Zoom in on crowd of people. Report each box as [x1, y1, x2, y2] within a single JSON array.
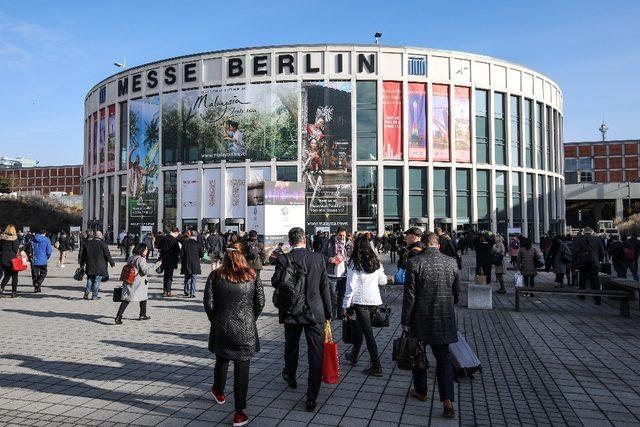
[[2, 219, 638, 425]]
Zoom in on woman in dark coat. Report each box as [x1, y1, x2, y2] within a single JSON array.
[[0, 224, 21, 297], [180, 230, 204, 298], [204, 242, 265, 427]]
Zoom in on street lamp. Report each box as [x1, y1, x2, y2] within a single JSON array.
[[374, 32, 382, 45]]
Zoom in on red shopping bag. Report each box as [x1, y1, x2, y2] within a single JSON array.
[[11, 256, 28, 272], [321, 321, 339, 384]]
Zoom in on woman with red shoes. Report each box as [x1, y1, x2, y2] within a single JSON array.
[[203, 242, 265, 426]]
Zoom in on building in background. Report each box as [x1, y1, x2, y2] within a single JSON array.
[[0, 165, 83, 196], [565, 139, 640, 229], [0, 157, 39, 169], [83, 44, 565, 241]]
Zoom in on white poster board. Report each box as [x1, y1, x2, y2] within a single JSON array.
[[69, 226, 81, 232], [181, 169, 200, 219], [225, 168, 246, 219], [203, 168, 221, 218]]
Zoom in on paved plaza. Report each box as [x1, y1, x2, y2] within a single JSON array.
[[1, 248, 639, 426]]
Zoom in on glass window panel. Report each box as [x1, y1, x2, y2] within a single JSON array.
[[433, 168, 450, 219], [383, 167, 402, 219], [276, 166, 297, 182], [510, 95, 521, 167], [357, 166, 378, 229], [475, 89, 489, 164], [357, 81, 377, 161], [409, 167, 427, 218]]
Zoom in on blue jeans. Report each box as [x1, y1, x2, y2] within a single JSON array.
[[327, 276, 346, 318], [184, 274, 196, 296], [86, 275, 103, 299], [413, 344, 455, 402]]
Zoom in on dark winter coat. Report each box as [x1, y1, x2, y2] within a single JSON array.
[[245, 238, 266, 271], [402, 247, 459, 346], [206, 233, 225, 260], [180, 238, 204, 275], [159, 234, 181, 269], [57, 236, 70, 252], [320, 236, 351, 276], [397, 242, 425, 269], [271, 247, 332, 325], [571, 234, 605, 269], [0, 234, 20, 267], [203, 273, 265, 361], [79, 237, 115, 276]]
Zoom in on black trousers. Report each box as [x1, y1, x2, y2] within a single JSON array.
[[214, 358, 250, 411], [31, 265, 48, 289], [413, 344, 455, 402], [284, 323, 324, 403], [116, 300, 147, 318], [480, 264, 492, 284], [524, 275, 535, 287], [579, 266, 601, 303], [1, 265, 18, 292], [351, 305, 379, 361], [163, 268, 174, 293]]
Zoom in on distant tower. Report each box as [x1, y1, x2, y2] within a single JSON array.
[[599, 121, 608, 142]]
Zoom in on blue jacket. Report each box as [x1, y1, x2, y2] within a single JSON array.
[[32, 234, 53, 266]]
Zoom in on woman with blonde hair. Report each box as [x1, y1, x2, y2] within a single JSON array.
[[1, 225, 21, 297], [204, 242, 265, 427]]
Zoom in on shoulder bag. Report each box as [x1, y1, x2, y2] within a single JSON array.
[[370, 282, 391, 328]]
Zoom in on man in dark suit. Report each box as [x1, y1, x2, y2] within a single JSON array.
[[271, 227, 332, 412], [320, 227, 349, 318], [180, 230, 204, 298], [402, 232, 459, 419], [79, 230, 115, 300], [571, 227, 605, 304], [159, 227, 181, 297]]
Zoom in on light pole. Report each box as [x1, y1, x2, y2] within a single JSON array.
[[114, 57, 126, 69]]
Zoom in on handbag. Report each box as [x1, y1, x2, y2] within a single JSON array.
[[370, 284, 391, 328], [514, 271, 524, 288], [342, 317, 362, 345], [321, 321, 339, 384], [73, 267, 85, 281], [491, 252, 504, 266], [394, 267, 406, 285], [112, 286, 123, 302], [474, 274, 487, 285], [11, 256, 28, 272], [393, 332, 428, 371]]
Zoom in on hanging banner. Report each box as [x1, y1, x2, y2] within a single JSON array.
[[301, 81, 352, 234], [87, 116, 92, 175], [383, 81, 402, 160], [250, 167, 271, 183], [432, 84, 450, 162], [107, 104, 116, 172], [181, 169, 200, 219], [92, 112, 98, 175], [408, 83, 427, 160], [128, 96, 160, 232], [225, 168, 246, 219], [99, 109, 106, 173], [162, 82, 299, 163], [455, 86, 471, 163], [203, 168, 221, 219]]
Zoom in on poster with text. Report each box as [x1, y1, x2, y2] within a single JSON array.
[[181, 169, 200, 219], [128, 96, 160, 232], [92, 112, 98, 174], [162, 82, 298, 163], [107, 104, 116, 172], [301, 81, 352, 233], [225, 168, 246, 219], [98, 109, 106, 173], [432, 84, 450, 162], [383, 81, 402, 160], [87, 116, 92, 175], [203, 168, 221, 219], [408, 83, 427, 160], [455, 86, 471, 163]]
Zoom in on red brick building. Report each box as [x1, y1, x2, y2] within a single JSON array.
[[564, 139, 640, 184], [0, 165, 83, 195]]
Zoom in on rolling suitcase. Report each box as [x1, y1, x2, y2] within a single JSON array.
[[448, 331, 481, 379]]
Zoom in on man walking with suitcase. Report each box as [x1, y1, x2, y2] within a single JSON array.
[[402, 232, 459, 419]]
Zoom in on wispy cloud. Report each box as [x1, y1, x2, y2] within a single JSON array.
[[0, 11, 81, 68]]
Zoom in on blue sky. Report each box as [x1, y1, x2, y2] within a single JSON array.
[[0, 0, 638, 166]]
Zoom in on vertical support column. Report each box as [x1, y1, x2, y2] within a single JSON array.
[[197, 161, 204, 230], [176, 163, 182, 230], [402, 80, 410, 231], [157, 170, 164, 232], [470, 87, 478, 229], [220, 161, 228, 233], [376, 78, 384, 235]]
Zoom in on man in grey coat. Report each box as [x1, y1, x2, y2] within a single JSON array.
[[402, 232, 459, 419]]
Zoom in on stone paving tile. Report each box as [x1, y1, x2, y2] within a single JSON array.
[[0, 250, 639, 425]]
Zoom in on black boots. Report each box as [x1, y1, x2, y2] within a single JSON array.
[[363, 359, 383, 377], [346, 350, 358, 366]]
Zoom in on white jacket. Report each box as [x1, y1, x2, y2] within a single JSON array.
[[342, 265, 386, 308]]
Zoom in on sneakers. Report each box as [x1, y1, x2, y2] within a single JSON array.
[[409, 388, 428, 402], [211, 386, 226, 405], [232, 411, 249, 426], [138, 315, 151, 321]]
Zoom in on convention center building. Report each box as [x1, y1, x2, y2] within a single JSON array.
[[83, 44, 565, 241]]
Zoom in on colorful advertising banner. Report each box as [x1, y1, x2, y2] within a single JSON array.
[[87, 116, 92, 175], [301, 81, 352, 233], [455, 86, 471, 163], [162, 82, 298, 163], [128, 96, 160, 232], [432, 84, 450, 162], [383, 81, 402, 160], [98, 109, 106, 173], [408, 83, 427, 161], [225, 167, 246, 219], [107, 104, 116, 172], [203, 168, 221, 219], [180, 169, 200, 219], [92, 112, 98, 175]]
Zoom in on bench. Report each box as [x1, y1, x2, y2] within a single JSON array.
[[515, 286, 631, 318], [600, 274, 640, 310]]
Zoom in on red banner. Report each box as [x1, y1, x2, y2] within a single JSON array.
[[99, 108, 106, 173], [408, 83, 427, 160], [455, 87, 471, 163], [431, 84, 450, 162], [87, 116, 92, 175], [107, 104, 116, 172], [383, 81, 402, 160], [92, 112, 98, 175]]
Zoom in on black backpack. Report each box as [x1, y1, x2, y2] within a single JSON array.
[[246, 241, 261, 261], [272, 253, 307, 317]]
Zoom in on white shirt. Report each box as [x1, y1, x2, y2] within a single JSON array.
[[342, 265, 386, 308]]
